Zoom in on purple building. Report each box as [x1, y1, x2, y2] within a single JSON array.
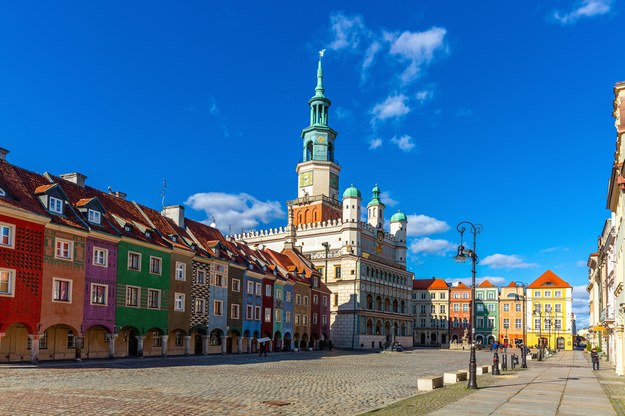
[[82, 237, 118, 358]]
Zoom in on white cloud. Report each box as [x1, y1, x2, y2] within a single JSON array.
[[185, 192, 285, 234], [390, 135, 415, 152], [409, 237, 455, 256], [481, 254, 539, 269], [576, 260, 587, 267], [388, 27, 447, 84], [415, 89, 433, 103], [572, 285, 590, 327], [328, 12, 368, 51], [335, 106, 352, 120], [379, 191, 398, 207], [369, 137, 383, 150], [406, 214, 449, 236], [553, 0, 612, 24], [541, 247, 561, 253], [372, 94, 411, 121], [361, 41, 382, 80]]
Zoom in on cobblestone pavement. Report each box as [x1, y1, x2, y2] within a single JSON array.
[[589, 354, 625, 415], [0, 349, 494, 416]]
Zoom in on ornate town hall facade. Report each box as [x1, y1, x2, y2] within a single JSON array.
[[234, 56, 414, 349]]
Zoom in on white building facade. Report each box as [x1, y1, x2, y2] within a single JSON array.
[[233, 57, 413, 349]]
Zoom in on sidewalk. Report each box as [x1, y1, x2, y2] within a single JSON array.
[[427, 350, 616, 415]]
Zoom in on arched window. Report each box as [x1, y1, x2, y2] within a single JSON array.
[[393, 299, 399, 313], [384, 297, 391, 312], [210, 330, 222, 346], [401, 300, 406, 314], [366, 294, 373, 309], [306, 141, 313, 161], [328, 142, 334, 162], [376, 296, 382, 311], [366, 319, 373, 335]]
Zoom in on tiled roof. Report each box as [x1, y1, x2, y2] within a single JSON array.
[[34, 184, 56, 194], [527, 270, 572, 289], [412, 278, 450, 290], [451, 283, 469, 289], [0, 161, 49, 217], [478, 280, 496, 288]]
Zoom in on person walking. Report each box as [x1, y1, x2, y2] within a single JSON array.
[[259, 342, 267, 357], [591, 348, 600, 370]]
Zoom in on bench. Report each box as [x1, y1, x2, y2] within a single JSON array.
[[460, 366, 489, 375], [417, 375, 444, 391], [443, 371, 468, 384]]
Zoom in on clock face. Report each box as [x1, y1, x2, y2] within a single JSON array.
[[299, 172, 313, 187], [317, 136, 325, 143]]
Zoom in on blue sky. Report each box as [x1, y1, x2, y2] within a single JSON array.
[[1, 1, 622, 327]]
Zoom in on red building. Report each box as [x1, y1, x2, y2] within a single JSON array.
[[0, 156, 48, 362], [449, 283, 472, 345]]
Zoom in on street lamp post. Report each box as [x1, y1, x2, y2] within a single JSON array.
[[514, 281, 527, 368], [453, 221, 483, 389], [533, 303, 543, 361], [321, 242, 329, 285]]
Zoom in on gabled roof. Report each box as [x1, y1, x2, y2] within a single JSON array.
[[412, 277, 448, 290], [478, 280, 496, 288], [0, 161, 50, 217], [451, 283, 469, 289], [506, 281, 516, 287], [527, 270, 572, 289]]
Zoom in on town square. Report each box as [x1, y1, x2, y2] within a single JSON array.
[[1, 1, 625, 415]]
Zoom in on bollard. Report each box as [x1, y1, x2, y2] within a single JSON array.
[[501, 353, 507, 371], [492, 350, 501, 375]]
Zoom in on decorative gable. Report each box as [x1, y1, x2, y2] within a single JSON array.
[[34, 183, 67, 215]]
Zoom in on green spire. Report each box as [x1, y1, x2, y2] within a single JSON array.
[[315, 55, 325, 98], [367, 184, 386, 207]]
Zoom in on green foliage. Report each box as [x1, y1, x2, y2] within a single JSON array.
[[586, 343, 592, 352]]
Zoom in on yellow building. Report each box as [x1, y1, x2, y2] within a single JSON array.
[[526, 270, 574, 351]]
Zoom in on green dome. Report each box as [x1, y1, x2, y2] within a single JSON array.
[[367, 183, 385, 208], [343, 184, 361, 199], [390, 210, 407, 222]]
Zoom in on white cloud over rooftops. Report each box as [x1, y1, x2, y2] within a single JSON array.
[[409, 237, 455, 256], [185, 192, 285, 235], [406, 214, 449, 236], [481, 254, 539, 269]]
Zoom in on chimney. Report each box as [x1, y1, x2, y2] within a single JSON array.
[[0, 147, 9, 161], [112, 191, 127, 199], [162, 205, 185, 228], [60, 172, 87, 188]]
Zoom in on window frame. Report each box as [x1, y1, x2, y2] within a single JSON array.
[[0, 223, 15, 248], [232, 278, 241, 292], [247, 281, 254, 294], [88, 209, 101, 225], [175, 262, 186, 281], [0, 268, 16, 297], [147, 289, 161, 310], [174, 292, 185, 312], [125, 285, 140, 307], [128, 251, 142, 271], [149, 256, 162, 275], [55, 238, 73, 260], [195, 298, 206, 314], [93, 247, 108, 267], [214, 300, 223, 316], [49, 196, 63, 214], [90, 283, 108, 306], [231, 303, 240, 319], [52, 278, 72, 303], [197, 269, 206, 285]]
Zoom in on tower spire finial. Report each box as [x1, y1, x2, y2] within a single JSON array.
[[315, 49, 326, 97]]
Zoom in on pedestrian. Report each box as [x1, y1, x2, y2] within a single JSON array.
[[328, 340, 333, 351], [591, 348, 600, 370], [259, 342, 267, 357]]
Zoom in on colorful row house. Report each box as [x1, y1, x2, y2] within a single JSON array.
[[0, 149, 330, 362], [412, 270, 575, 350]]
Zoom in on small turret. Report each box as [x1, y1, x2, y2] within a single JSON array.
[[390, 210, 408, 266], [342, 184, 361, 223], [367, 184, 385, 228]]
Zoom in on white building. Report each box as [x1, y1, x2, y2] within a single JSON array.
[[233, 56, 413, 349]]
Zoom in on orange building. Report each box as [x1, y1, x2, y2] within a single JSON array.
[[499, 282, 526, 347], [449, 283, 472, 345]]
